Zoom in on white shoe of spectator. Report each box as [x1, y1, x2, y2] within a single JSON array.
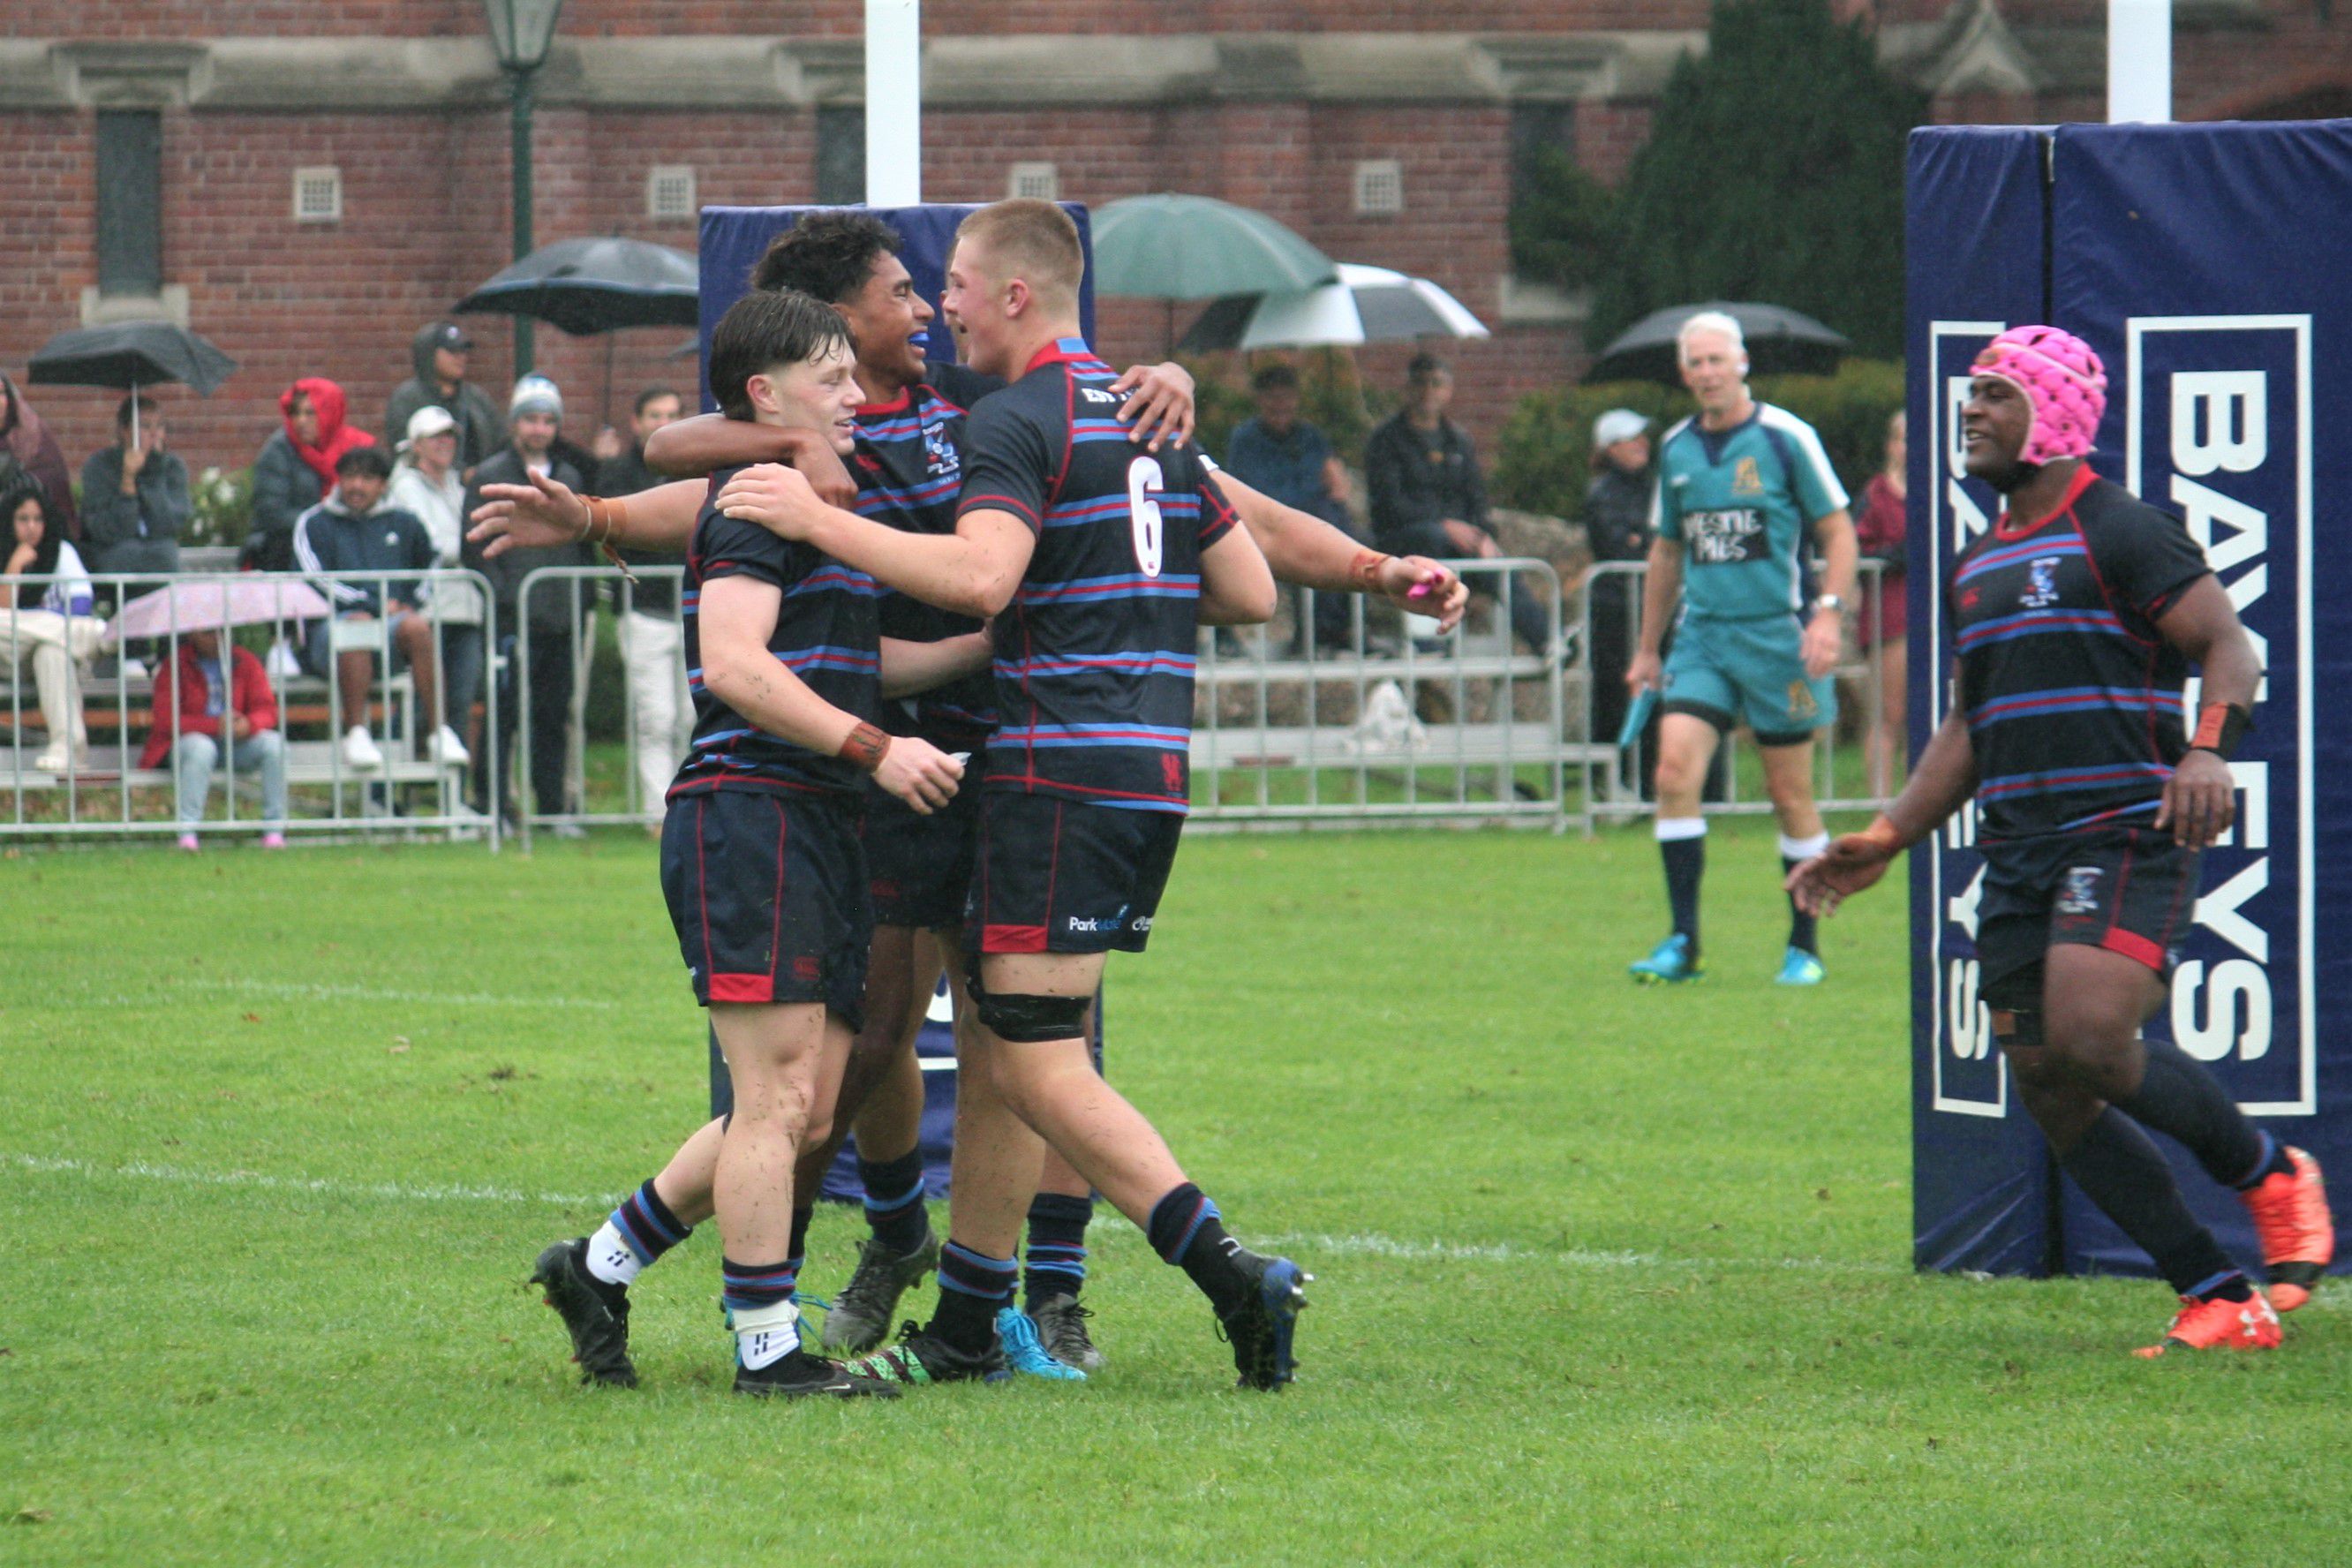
[[34, 744, 72, 773], [342, 725, 385, 770], [267, 638, 304, 682], [429, 725, 471, 767]]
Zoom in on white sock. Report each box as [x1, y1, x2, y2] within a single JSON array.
[[733, 1299, 799, 1370], [584, 1219, 642, 1287], [1655, 816, 1707, 842], [1779, 832, 1829, 861]]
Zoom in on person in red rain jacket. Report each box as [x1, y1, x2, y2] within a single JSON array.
[[143, 627, 288, 850]]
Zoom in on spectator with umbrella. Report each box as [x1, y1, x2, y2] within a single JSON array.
[[387, 323, 504, 479], [79, 396, 190, 577], [144, 622, 289, 853], [246, 377, 374, 574], [1, 482, 96, 773], [0, 373, 77, 541]]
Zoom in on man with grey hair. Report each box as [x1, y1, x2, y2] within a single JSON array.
[[1625, 311, 1858, 986]]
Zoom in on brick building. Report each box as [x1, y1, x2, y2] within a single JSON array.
[[2, 1, 2345, 490]]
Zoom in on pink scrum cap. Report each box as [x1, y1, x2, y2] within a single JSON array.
[[1971, 326, 2107, 465]]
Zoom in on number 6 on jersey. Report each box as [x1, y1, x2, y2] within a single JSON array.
[[1127, 455, 1165, 577]]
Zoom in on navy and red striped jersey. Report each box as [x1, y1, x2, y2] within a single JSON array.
[[853, 359, 1003, 753], [1949, 466, 2213, 841], [671, 463, 884, 802], [958, 336, 1240, 815]]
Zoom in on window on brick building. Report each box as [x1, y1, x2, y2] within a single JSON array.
[[1509, 103, 1576, 210], [1352, 160, 1403, 217], [292, 166, 343, 224], [95, 110, 163, 298], [816, 108, 864, 205], [647, 164, 697, 222], [1008, 162, 1059, 201]]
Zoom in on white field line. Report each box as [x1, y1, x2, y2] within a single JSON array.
[[67, 977, 623, 1011], [4, 1154, 1905, 1278]]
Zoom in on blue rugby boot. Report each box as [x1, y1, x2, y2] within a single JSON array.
[[1629, 932, 1703, 984]]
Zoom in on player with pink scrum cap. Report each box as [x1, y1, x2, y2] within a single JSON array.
[[1790, 325, 2333, 1356]]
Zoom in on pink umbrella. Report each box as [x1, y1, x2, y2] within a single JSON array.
[[112, 577, 333, 641]]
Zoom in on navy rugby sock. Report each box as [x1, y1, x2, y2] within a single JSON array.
[[585, 1180, 690, 1289], [1657, 823, 1705, 954], [2115, 1038, 2275, 1193], [721, 1255, 801, 1368], [928, 1240, 1017, 1355], [1023, 1192, 1094, 1310], [1147, 1183, 1253, 1317], [2059, 1109, 2249, 1300], [858, 1146, 932, 1256], [1781, 833, 1828, 956]]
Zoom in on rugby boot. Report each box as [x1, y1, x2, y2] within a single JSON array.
[[530, 1238, 637, 1388], [1629, 932, 1703, 984], [2241, 1145, 2334, 1311], [734, 1346, 901, 1399], [1775, 946, 1826, 986], [1030, 1293, 1106, 1373], [846, 1322, 1011, 1386], [1218, 1253, 1309, 1391], [995, 1307, 1086, 1381], [2131, 1289, 2281, 1358], [821, 1230, 940, 1355]]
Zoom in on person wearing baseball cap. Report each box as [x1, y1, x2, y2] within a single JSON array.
[[1583, 407, 1654, 776], [387, 321, 503, 479], [389, 404, 487, 758]]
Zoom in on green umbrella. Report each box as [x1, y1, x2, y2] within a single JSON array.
[[1093, 193, 1338, 297], [1092, 193, 1339, 354]]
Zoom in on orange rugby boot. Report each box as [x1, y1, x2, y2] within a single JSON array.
[[2240, 1145, 2334, 1312], [2131, 1289, 2281, 1359]]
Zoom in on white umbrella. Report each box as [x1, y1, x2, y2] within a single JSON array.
[[1179, 263, 1491, 353]]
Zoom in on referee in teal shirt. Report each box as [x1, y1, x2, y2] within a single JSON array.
[[1625, 312, 1858, 987]]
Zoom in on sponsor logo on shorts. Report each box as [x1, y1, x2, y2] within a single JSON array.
[[1067, 904, 1149, 936], [2056, 865, 2103, 916], [792, 956, 822, 983]]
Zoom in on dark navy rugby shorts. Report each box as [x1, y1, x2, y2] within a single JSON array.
[[969, 790, 1183, 956]]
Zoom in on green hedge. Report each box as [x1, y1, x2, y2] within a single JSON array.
[[1492, 357, 1903, 522]]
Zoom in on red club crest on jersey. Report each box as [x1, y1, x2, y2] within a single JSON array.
[[1161, 753, 1184, 793]]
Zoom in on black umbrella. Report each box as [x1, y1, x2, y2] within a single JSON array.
[[26, 321, 238, 441], [455, 237, 701, 428], [453, 237, 700, 335], [1586, 301, 1849, 385]]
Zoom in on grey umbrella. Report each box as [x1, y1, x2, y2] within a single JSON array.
[[1587, 301, 1849, 385], [26, 321, 239, 443]]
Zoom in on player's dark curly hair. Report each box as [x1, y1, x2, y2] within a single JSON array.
[[707, 288, 857, 421], [750, 212, 904, 305]]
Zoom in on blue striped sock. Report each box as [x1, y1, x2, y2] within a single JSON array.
[[859, 1147, 931, 1255], [1024, 1192, 1093, 1309], [929, 1239, 1016, 1354], [586, 1180, 691, 1287]]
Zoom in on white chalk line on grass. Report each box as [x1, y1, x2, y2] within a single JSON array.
[[71, 977, 623, 1011], [6, 1153, 1903, 1278]]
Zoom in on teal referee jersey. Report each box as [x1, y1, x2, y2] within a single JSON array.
[[1651, 403, 1847, 621]]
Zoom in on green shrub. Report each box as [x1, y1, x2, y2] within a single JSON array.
[[188, 464, 253, 548], [1492, 357, 1903, 522]]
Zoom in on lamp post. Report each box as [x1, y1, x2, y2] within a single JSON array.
[[484, 0, 566, 376]]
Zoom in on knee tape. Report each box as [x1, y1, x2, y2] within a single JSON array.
[[975, 991, 1090, 1044], [1990, 1007, 2045, 1052]]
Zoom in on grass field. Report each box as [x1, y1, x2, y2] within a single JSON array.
[[4, 818, 2346, 1566]]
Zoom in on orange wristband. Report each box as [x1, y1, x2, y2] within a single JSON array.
[[2190, 701, 2250, 758], [1348, 548, 1391, 592], [837, 721, 891, 773]]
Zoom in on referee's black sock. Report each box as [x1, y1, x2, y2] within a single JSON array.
[[2115, 1037, 2281, 1192], [1657, 818, 1705, 955], [1781, 833, 1828, 955], [2059, 1108, 2249, 1300]]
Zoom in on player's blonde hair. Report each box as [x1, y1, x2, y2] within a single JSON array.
[[954, 199, 1083, 309], [1677, 309, 1746, 366]]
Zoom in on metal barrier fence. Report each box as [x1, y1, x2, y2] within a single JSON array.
[[0, 569, 498, 843], [513, 564, 690, 848], [1576, 557, 1899, 833], [1189, 556, 1579, 831]]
